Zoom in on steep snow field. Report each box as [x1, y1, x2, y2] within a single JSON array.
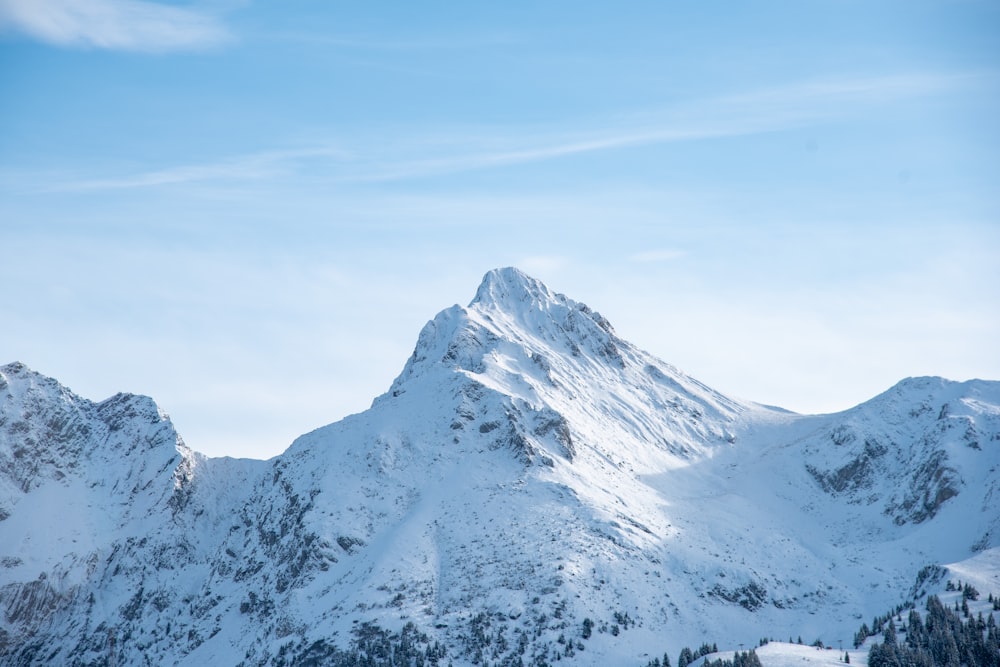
[[1, 268, 998, 666]]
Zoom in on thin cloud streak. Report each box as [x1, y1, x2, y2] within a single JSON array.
[[264, 29, 519, 52], [38, 71, 982, 192], [339, 71, 980, 183], [0, 0, 231, 52], [340, 119, 783, 184], [43, 146, 349, 193]]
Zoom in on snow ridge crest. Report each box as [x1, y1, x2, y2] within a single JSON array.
[[469, 267, 557, 311], [379, 268, 626, 403], [469, 267, 617, 341]]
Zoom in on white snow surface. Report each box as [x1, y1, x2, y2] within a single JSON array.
[[1, 267, 998, 666]]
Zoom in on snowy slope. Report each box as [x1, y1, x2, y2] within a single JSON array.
[[1, 268, 998, 667], [0, 361, 268, 664]]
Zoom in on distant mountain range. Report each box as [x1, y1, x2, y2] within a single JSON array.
[[2, 267, 998, 666]]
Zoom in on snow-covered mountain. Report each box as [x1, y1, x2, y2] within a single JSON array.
[[2, 267, 998, 666]]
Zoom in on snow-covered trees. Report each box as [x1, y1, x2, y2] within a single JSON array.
[[866, 594, 1000, 667]]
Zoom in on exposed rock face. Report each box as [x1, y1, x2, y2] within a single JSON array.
[[802, 376, 995, 526], [0, 360, 209, 665], [1, 269, 998, 666]]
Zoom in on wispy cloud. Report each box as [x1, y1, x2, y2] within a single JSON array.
[[0, 0, 231, 52], [337, 71, 979, 184], [35, 70, 984, 193], [265, 29, 519, 52], [44, 146, 348, 192]]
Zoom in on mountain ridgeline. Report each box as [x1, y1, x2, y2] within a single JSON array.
[[2, 267, 998, 666]]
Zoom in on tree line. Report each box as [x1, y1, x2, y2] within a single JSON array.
[[866, 594, 1000, 667]]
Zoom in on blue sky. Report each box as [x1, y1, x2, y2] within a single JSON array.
[[1, 0, 998, 459]]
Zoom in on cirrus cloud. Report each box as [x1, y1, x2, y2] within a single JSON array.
[[0, 0, 231, 52]]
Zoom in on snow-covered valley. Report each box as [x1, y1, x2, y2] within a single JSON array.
[[2, 267, 998, 666]]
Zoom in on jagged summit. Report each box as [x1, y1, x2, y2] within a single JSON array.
[[469, 266, 616, 335], [383, 267, 620, 395], [0, 360, 176, 444], [392, 267, 621, 385], [470, 267, 563, 310]]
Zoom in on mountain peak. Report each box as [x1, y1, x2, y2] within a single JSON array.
[[469, 267, 559, 311], [379, 268, 628, 404]]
